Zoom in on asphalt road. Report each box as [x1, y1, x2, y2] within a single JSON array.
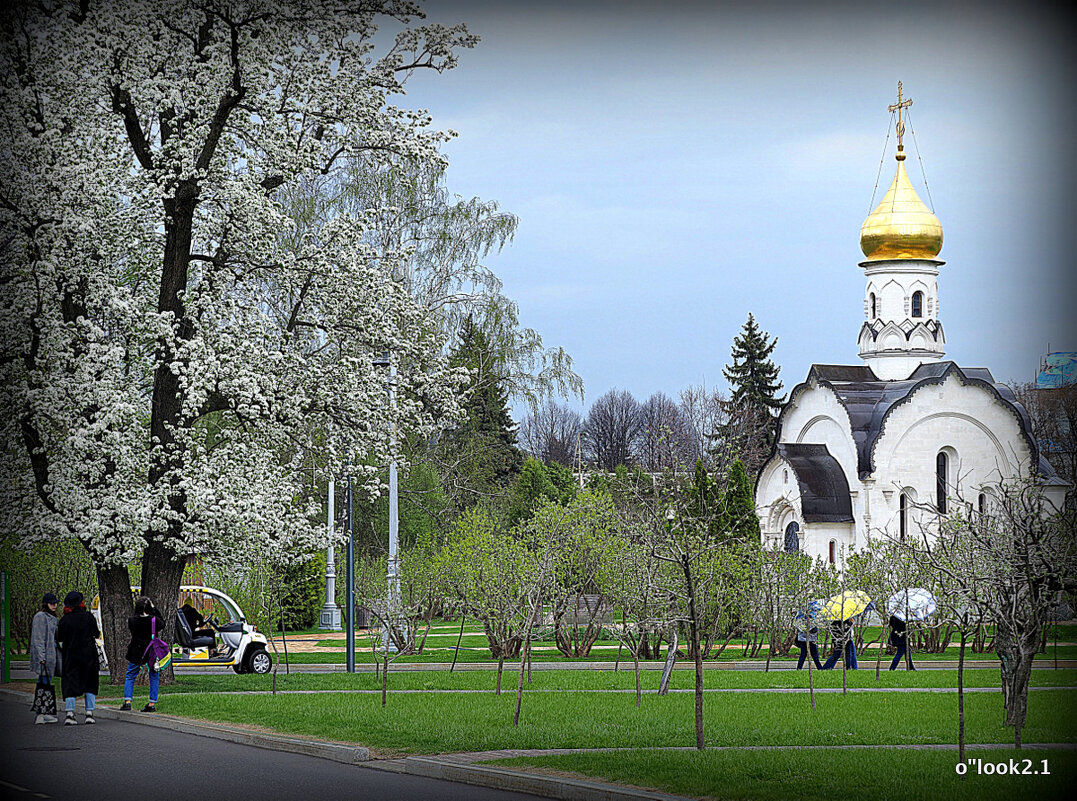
[[0, 696, 545, 801]]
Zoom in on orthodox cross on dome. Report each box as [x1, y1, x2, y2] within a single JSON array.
[[888, 81, 913, 159]]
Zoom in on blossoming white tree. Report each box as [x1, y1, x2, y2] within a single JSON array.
[[0, 0, 474, 677]]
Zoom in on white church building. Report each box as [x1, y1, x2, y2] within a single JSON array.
[[755, 87, 1069, 566]]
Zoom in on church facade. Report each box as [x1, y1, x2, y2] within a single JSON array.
[[755, 87, 1069, 566]]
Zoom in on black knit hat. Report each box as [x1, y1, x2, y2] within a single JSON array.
[[63, 591, 84, 607], [42, 593, 58, 605]]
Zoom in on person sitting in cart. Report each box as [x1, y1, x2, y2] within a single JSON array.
[[180, 601, 220, 654], [180, 602, 213, 638]]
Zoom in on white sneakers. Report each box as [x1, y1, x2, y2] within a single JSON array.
[[84, 712, 95, 724], [64, 712, 76, 725], [34, 714, 58, 724]]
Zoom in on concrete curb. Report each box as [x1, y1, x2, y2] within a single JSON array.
[[0, 688, 369, 764], [403, 756, 691, 801]]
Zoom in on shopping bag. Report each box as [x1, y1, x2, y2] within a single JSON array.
[[144, 617, 171, 671], [31, 670, 57, 716]]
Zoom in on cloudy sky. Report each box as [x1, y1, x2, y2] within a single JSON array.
[[397, 0, 1075, 410]]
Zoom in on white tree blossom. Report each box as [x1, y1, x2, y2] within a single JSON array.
[[1, 0, 474, 669]]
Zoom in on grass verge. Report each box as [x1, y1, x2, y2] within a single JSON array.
[[120, 687, 1077, 755], [489, 747, 1076, 801]]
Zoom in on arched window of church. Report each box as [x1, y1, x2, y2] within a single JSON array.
[[783, 469, 788, 485], [899, 492, 908, 541], [870, 292, 877, 319], [784, 521, 800, 553], [978, 492, 986, 516], [912, 291, 923, 318], [936, 451, 948, 514], [828, 540, 836, 565]]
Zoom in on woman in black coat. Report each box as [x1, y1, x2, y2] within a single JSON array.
[[55, 591, 100, 725], [889, 614, 915, 670], [122, 597, 167, 712]]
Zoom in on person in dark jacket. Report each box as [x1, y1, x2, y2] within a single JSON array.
[[55, 591, 99, 725], [30, 593, 61, 724], [821, 618, 858, 670], [889, 614, 916, 670], [121, 596, 167, 712], [181, 601, 216, 642]]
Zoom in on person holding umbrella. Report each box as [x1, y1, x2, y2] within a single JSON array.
[[886, 588, 936, 671], [820, 591, 872, 670], [888, 614, 915, 670], [821, 618, 857, 670]]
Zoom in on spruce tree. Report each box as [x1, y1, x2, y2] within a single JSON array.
[[442, 315, 523, 504], [721, 313, 784, 461], [723, 313, 784, 413]]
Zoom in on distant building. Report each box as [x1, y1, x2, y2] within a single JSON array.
[[1035, 352, 1077, 389], [755, 86, 1070, 567]]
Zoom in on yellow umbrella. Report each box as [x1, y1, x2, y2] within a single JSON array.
[[822, 590, 873, 621]]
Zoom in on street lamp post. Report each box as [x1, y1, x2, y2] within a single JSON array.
[[374, 351, 400, 653], [345, 470, 355, 673], [319, 477, 342, 630]]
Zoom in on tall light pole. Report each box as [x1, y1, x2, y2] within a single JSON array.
[[345, 469, 355, 673], [374, 351, 400, 653], [319, 477, 341, 630]]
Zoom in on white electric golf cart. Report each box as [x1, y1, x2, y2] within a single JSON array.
[[93, 585, 273, 674]]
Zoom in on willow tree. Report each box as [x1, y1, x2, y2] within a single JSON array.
[[0, 0, 472, 679]]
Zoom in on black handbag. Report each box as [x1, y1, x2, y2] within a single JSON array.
[[31, 667, 57, 716]]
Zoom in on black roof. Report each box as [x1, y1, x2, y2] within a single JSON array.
[[779, 362, 1040, 480], [776, 443, 854, 523]]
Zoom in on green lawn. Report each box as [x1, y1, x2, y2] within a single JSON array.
[[89, 667, 1077, 697], [108, 687, 1077, 755], [490, 747, 1077, 801]]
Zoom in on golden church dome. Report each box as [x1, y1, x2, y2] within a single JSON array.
[[859, 155, 943, 261]]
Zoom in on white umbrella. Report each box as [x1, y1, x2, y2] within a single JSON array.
[[887, 588, 937, 622]]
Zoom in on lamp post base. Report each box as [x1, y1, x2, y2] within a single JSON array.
[[318, 603, 342, 631]]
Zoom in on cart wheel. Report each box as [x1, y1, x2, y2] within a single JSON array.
[[248, 648, 272, 674]]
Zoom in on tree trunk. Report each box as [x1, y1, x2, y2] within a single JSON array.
[[96, 563, 133, 685], [683, 559, 705, 751], [876, 622, 887, 680], [450, 615, 465, 673], [495, 654, 504, 695], [634, 651, 641, 708], [841, 633, 848, 695], [996, 624, 1037, 748], [958, 627, 967, 766], [513, 631, 531, 726], [381, 650, 388, 708]]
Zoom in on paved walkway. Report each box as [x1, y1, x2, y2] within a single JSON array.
[[9, 658, 1076, 680], [88, 685, 1077, 697]]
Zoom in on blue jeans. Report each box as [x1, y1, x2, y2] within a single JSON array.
[[822, 641, 858, 670], [124, 661, 159, 703], [796, 641, 822, 670], [64, 693, 95, 712], [890, 643, 914, 670]]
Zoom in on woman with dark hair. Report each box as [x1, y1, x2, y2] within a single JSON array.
[[121, 596, 166, 712], [30, 593, 61, 724], [55, 591, 100, 725]]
